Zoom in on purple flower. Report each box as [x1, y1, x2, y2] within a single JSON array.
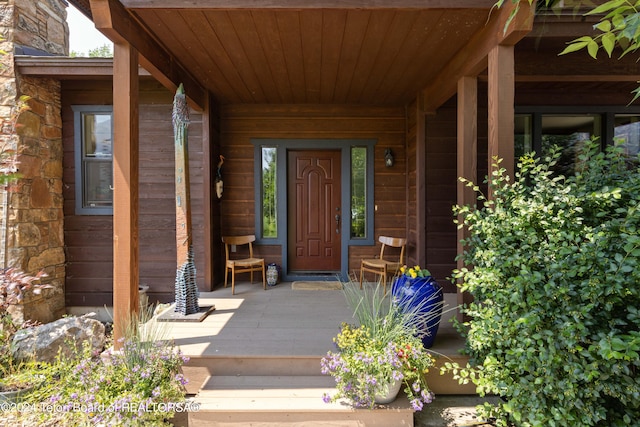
[[176, 373, 188, 386], [421, 390, 434, 404], [410, 398, 424, 411], [322, 393, 332, 403]]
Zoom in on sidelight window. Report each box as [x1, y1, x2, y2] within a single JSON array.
[[261, 147, 278, 238], [350, 147, 367, 239]]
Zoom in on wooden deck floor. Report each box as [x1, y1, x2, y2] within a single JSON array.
[[154, 281, 463, 361]]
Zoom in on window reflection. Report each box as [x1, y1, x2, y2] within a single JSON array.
[[614, 115, 640, 158], [351, 147, 366, 239], [81, 112, 112, 208], [261, 147, 277, 238], [515, 114, 533, 160], [541, 115, 600, 176]]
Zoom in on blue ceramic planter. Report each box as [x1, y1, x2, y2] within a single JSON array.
[[391, 275, 444, 348]]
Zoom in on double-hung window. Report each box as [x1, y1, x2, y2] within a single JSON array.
[[73, 106, 113, 215]]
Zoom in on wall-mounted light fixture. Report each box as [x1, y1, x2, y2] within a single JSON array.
[[384, 148, 394, 168]]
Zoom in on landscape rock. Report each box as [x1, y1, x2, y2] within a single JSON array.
[[11, 315, 106, 363]]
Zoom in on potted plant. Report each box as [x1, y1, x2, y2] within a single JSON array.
[[392, 265, 444, 348], [321, 282, 437, 410]]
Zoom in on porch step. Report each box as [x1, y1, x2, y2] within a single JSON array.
[[188, 375, 414, 427], [180, 352, 475, 396]]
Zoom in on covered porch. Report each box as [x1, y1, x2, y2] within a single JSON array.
[[153, 281, 472, 426], [66, 0, 537, 344]]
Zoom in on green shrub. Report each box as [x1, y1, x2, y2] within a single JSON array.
[[452, 141, 640, 426]]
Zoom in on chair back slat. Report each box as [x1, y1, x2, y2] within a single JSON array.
[[378, 236, 407, 262], [222, 235, 256, 246], [378, 236, 405, 247], [222, 235, 256, 260]]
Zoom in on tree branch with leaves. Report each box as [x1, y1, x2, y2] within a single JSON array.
[[498, 0, 640, 102]]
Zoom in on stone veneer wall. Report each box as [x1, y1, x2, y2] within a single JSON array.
[[0, 0, 68, 322]]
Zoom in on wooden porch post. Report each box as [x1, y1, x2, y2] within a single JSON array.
[[415, 101, 427, 266], [112, 41, 140, 348], [202, 93, 214, 290], [456, 76, 477, 321], [488, 44, 515, 193]]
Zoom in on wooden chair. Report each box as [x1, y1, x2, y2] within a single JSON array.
[[359, 236, 407, 294], [222, 235, 266, 295]]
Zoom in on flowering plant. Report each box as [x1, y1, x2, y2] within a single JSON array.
[[48, 339, 188, 425], [321, 282, 436, 410], [15, 308, 192, 426], [400, 265, 431, 279]]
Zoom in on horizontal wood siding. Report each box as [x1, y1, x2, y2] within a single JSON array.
[[220, 105, 406, 278], [424, 99, 457, 292], [63, 80, 209, 307]]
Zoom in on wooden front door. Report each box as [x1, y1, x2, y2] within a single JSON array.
[[288, 150, 341, 272]]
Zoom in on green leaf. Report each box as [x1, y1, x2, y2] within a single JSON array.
[[559, 40, 590, 55], [620, 42, 640, 58], [602, 32, 616, 56], [587, 40, 600, 58], [586, 0, 629, 16], [630, 85, 640, 105], [595, 20, 612, 32]]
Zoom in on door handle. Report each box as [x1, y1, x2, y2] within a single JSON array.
[[335, 214, 340, 234]]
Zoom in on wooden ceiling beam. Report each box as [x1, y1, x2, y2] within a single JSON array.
[[89, 0, 206, 110], [122, 0, 496, 9], [15, 57, 153, 78], [515, 75, 640, 82], [421, 1, 535, 113], [515, 48, 640, 77]]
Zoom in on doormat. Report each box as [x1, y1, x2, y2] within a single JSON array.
[[156, 304, 215, 322], [291, 281, 342, 291]]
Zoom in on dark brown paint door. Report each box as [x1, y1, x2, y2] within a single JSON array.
[[288, 150, 341, 272]]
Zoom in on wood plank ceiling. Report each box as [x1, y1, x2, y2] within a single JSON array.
[[74, 1, 498, 106], [131, 8, 491, 106]]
